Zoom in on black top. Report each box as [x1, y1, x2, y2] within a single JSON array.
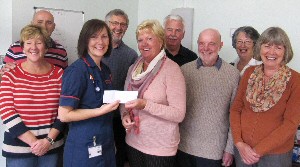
[[165, 45, 198, 66]]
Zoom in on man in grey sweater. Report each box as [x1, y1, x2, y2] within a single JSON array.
[[177, 28, 240, 167]]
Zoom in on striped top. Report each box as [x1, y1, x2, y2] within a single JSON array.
[[4, 39, 68, 69], [0, 63, 65, 157]]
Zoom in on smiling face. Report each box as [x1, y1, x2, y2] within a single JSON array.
[[164, 19, 184, 50], [108, 15, 128, 44], [87, 28, 110, 60], [260, 43, 285, 70], [23, 36, 47, 63], [197, 29, 223, 66], [137, 28, 163, 63], [32, 10, 55, 36], [254, 27, 293, 68], [235, 32, 255, 61]]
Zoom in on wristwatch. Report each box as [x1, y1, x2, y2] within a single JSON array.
[[45, 136, 55, 145]]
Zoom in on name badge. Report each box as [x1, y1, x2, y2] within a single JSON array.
[[88, 145, 102, 158], [88, 136, 102, 158]]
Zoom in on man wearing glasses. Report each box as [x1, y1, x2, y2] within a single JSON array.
[[103, 9, 138, 167]]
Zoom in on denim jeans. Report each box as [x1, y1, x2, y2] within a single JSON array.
[[6, 153, 58, 167]]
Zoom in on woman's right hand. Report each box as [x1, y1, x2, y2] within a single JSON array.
[[125, 99, 147, 110], [122, 114, 134, 132], [236, 142, 260, 165]]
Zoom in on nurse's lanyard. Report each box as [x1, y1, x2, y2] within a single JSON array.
[[83, 57, 102, 92]]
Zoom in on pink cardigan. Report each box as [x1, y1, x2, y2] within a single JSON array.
[[122, 58, 186, 156]]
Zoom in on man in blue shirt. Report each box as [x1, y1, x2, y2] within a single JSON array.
[[103, 9, 138, 167]]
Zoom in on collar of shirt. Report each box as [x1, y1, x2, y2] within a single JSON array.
[[248, 58, 262, 66], [49, 38, 56, 48], [165, 44, 184, 57], [114, 40, 124, 49], [83, 54, 98, 68], [196, 56, 222, 70], [231, 57, 262, 66], [231, 57, 262, 76], [177, 45, 185, 56]]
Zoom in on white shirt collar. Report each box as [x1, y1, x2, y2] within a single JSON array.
[[232, 57, 262, 76]]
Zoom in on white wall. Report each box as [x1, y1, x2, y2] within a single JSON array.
[[10, 0, 139, 56], [0, 1, 12, 165], [0, 1, 12, 55], [5, 0, 300, 72], [139, 0, 300, 72]]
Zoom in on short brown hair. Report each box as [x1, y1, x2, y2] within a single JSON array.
[[254, 27, 293, 64], [77, 19, 112, 58], [20, 24, 51, 48]]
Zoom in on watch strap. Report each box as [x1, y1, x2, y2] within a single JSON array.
[[45, 136, 54, 145]]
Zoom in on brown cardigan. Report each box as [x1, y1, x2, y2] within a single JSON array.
[[230, 66, 300, 156]]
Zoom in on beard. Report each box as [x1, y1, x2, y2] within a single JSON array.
[[111, 30, 124, 43], [112, 36, 122, 44]]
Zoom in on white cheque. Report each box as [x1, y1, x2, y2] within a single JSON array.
[[103, 90, 138, 103]]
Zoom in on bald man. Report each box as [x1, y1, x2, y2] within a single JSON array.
[[1, 10, 68, 77], [176, 29, 240, 167]]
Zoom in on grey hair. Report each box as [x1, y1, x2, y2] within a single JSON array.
[[105, 9, 129, 25], [254, 27, 293, 64], [232, 26, 260, 49], [163, 14, 185, 32]]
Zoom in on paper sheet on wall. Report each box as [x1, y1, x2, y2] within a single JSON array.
[[103, 90, 138, 104]]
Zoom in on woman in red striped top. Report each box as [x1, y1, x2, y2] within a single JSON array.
[[0, 24, 65, 167]]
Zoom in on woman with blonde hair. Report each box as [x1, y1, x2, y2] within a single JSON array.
[[121, 19, 186, 167], [0, 24, 65, 167]]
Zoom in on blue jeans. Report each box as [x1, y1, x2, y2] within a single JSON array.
[[6, 153, 58, 167]]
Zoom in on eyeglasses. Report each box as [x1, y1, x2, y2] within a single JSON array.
[[109, 21, 128, 28], [236, 40, 254, 46]]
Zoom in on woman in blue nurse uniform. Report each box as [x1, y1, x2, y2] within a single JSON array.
[[58, 19, 120, 167]]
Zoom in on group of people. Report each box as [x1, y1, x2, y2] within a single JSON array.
[[0, 8, 299, 167]]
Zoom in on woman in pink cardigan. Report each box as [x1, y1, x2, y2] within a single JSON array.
[[121, 19, 186, 167]]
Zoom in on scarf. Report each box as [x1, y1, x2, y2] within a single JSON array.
[[246, 64, 291, 112], [125, 50, 166, 134]]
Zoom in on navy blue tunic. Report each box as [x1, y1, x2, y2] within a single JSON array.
[[59, 54, 115, 167]]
